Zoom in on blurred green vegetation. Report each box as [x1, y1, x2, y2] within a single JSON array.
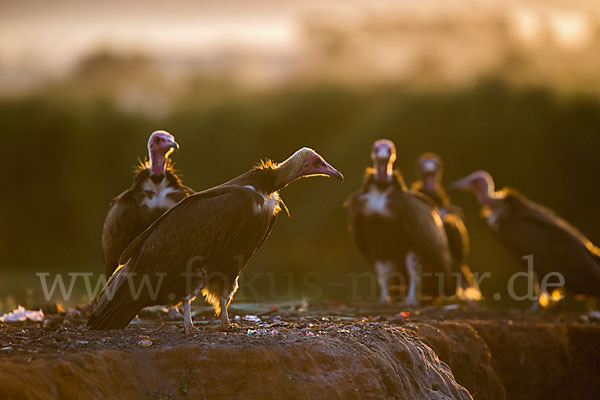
[[1, 78, 600, 310]]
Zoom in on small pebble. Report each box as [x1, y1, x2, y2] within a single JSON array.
[[137, 339, 153, 348]]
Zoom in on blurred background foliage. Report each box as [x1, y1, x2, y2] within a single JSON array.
[[1, 0, 600, 310]]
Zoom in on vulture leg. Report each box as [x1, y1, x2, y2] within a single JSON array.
[[402, 252, 420, 306], [375, 261, 395, 304], [220, 277, 241, 329], [220, 296, 236, 328], [529, 273, 543, 313], [182, 300, 198, 335]]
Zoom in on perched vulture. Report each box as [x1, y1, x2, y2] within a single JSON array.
[[346, 140, 452, 305], [88, 148, 343, 334], [412, 153, 478, 298], [102, 130, 194, 277], [452, 170, 600, 298]]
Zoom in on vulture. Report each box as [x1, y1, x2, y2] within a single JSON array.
[[346, 140, 452, 305], [452, 170, 600, 300], [102, 130, 194, 277], [412, 153, 478, 298], [88, 148, 343, 334]]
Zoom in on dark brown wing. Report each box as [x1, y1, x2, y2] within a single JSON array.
[[101, 190, 148, 277], [496, 193, 600, 295], [89, 185, 275, 330], [181, 184, 196, 197], [345, 189, 371, 259], [395, 190, 450, 271], [393, 190, 453, 295], [442, 213, 473, 291], [443, 213, 469, 269], [102, 167, 194, 277], [345, 180, 409, 267]]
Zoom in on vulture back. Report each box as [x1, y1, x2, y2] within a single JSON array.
[[493, 190, 600, 295]]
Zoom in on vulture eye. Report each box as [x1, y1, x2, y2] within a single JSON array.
[[155, 137, 162, 143], [312, 158, 322, 166]]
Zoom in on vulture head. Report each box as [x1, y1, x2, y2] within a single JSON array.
[[274, 147, 344, 189], [371, 139, 396, 182], [147, 130, 179, 176], [416, 152, 443, 192], [451, 170, 503, 207]]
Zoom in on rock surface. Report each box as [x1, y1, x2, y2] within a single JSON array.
[[1, 304, 599, 400]]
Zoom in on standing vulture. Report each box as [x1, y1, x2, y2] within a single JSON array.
[[102, 130, 194, 277], [412, 153, 479, 298], [452, 170, 600, 300], [88, 148, 343, 334], [346, 140, 452, 305]]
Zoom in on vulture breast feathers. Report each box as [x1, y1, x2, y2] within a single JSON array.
[[347, 171, 452, 298], [101, 165, 194, 277], [346, 173, 409, 265]]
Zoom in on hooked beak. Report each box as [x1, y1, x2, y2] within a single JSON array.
[[168, 140, 179, 152], [450, 176, 472, 191], [321, 160, 344, 181]]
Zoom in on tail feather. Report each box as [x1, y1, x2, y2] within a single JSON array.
[[87, 265, 142, 330]]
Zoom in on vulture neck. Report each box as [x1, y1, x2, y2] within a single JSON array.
[[149, 150, 171, 177], [271, 155, 306, 191], [423, 175, 439, 193], [226, 156, 304, 195], [373, 159, 393, 182], [477, 181, 505, 208]]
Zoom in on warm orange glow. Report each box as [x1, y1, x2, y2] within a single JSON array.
[[539, 292, 550, 308], [464, 287, 483, 302], [456, 286, 482, 302], [551, 289, 564, 302], [539, 289, 564, 308]]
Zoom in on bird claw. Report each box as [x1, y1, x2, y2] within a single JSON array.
[[220, 321, 240, 331], [526, 300, 541, 315], [184, 324, 200, 335], [378, 296, 392, 305], [400, 298, 420, 307]]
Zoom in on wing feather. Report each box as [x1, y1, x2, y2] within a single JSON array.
[[102, 190, 147, 277], [89, 185, 274, 329]]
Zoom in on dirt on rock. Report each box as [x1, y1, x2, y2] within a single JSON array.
[[0, 303, 599, 400]]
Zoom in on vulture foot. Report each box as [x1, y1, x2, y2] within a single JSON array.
[[526, 298, 541, 314], [220, 320, 240, 331], [400, 297, 420, 307], [183, 324, 200, 336]]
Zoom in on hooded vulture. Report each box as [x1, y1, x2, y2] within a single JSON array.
[[88, 148, 343, 334], [413, 153, 479, 299], [102, 130, 194, 277], [346, 140, 452, 305], [453, 170, 600, 300]]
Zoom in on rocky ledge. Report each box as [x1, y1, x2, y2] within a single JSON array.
[[0, 304, 599, 400]]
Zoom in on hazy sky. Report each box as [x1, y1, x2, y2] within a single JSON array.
[[1, 0, 598, 90], [0, 0, 382, 70]]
